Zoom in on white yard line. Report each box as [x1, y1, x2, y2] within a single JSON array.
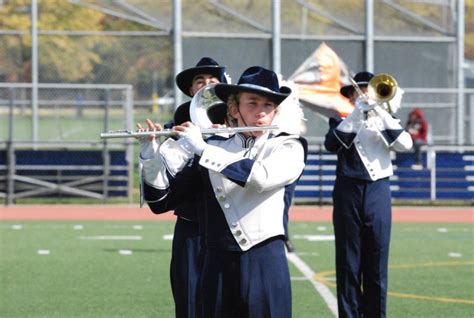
[[79, 235, 142, 240], [287, 252, 338, 317]]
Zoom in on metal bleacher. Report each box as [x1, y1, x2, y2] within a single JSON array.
[[294, 144, 474, 204], [0, 143, 132, 204], [1, 141, 473, 205]]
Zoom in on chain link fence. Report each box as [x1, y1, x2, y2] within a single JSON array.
[[0, 0, 472, 204], [0, 83, 139, 203]]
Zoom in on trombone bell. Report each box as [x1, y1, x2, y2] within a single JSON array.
[[367, 73, 398, 103]]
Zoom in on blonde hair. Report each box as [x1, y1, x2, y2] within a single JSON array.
[[226, 93, 240, 127]]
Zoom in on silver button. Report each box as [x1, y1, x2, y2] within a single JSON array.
[[234, 230, 242, 236], [216, 186, 223, 193], [217, 195, 226, 201], [205, 159, 209, 163], [211, 162, 216, 165], [224, 203, 230, 209], [239, 238, 247, 245], [230, 223, 238, 228]]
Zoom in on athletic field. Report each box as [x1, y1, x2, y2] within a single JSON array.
[[1, 205, 472, 317]]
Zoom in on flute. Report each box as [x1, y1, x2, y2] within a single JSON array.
[[100, 125, 279, 139]]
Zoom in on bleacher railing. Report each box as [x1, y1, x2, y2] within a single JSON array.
[[295, 144, 474, 205]]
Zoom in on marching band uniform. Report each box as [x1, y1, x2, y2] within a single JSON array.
[[158, 109, 204, 318], [149, 57, 228, 318], [141, 67, 307, 318], [324, 72, 412, 318]]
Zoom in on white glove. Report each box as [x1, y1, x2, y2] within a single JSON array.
[[177, 124, 207, 156], [373, 104, 403, 130], [139, 137, 159, 160], [373, 104, 389, 117], [355, 97, 377, 113]]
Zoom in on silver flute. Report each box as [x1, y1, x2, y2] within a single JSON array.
[[100, 125, 279, 139]]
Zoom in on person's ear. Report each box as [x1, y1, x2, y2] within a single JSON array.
[[228, 103, 238, 119]]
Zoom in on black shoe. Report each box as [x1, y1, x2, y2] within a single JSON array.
[[284, 239, 295, 253]]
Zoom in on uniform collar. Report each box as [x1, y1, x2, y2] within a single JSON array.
[[235, 133, 256, 148]]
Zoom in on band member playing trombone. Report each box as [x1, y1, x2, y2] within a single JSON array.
[[324, 71, 412, 318], [140, 66, 307, 318], [138, 57, 228, 318]]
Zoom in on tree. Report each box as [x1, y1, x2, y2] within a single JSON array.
[[466, 0, 474, 59], [0, 0, 105, 82]]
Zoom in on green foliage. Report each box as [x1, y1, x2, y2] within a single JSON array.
[[466, 0, 474, 59], [0, 0, 170, 90], [0, 0, 105, 81]]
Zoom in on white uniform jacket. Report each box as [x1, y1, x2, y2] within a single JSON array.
[[141, 132, 307, 251], [324, 106, 413, 181]]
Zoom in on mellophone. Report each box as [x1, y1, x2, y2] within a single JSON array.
[[100, 125, 279, 139]]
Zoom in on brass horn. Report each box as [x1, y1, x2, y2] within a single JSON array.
[[367, 73, 398, 103]]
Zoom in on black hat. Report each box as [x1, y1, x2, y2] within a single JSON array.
[[214, 66, 291, 105], [340, 71, 374, 98], [176, 57, 228, 97], [173, 101, 191, 126]]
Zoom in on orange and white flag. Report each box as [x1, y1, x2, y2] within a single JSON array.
[[289, 42, 354, 117]]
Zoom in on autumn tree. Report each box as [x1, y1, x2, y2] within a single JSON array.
[[0, 0, 105, 82]]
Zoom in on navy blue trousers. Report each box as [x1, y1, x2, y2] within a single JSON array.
[[199, 238, 291, 318], [171, 217, 202, 318], [332, 176, 392, 318]]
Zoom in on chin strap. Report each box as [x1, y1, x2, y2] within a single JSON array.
[[237, 107, 256, 138]]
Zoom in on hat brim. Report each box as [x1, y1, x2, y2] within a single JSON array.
[[340, 82, 369, 98], [176, 66, 226, 97], [214, 84, 291, 105]]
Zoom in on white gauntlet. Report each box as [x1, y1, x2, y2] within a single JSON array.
[[177, 125, 207, 156], [139, 138, 160, 160], [336, 106, 364, 134], [373, 105, 403, 130]]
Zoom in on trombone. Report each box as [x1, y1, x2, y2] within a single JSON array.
[[349, 73, 399, 114], [367, 73, 398, 103], [350, 73, 398, 103]]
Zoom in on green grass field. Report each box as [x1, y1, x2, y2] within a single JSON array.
[[0, 220, 472, 317]]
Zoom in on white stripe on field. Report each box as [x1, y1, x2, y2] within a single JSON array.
[[291, 276, 308, 281], [79, 235, 142, 240], [287, 252, 338, 317]]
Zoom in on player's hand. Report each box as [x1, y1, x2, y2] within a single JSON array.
[[136, 119, 161, 159], [175, 122, 207, 156], [355, 97, 377, 113]]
